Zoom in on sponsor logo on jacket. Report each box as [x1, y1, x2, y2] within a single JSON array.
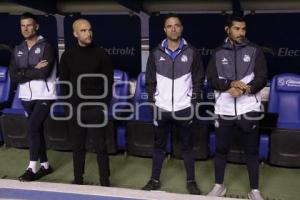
[[221, 57, 228, 65], [159, 56, 165, 61], [17, 51, 23, 57]]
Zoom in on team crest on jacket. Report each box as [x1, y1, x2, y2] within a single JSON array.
[[35, 47, 41, 54], [159, 56, 165, 61], [243, 54, 250, 62], [181, 55, 188, 62]]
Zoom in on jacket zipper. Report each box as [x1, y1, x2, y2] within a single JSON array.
[[160, 46, 187, 112], [234, 45, 237, 116], [172, 60, 175, 111], [26, 47, 32, 100], [171, 48, 186, 112], [254, 94, 258, 102], [29, 40, 50, 92]]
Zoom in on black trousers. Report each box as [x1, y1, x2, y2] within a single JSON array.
[[69, 106, 109, 182], [151, 107, 195, 181], [214, 111, 260, 189], [22, 100, 53, 162]]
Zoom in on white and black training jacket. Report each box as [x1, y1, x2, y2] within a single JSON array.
[[146, 39, 205, 112]]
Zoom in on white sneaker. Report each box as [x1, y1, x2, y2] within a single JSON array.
[[207, 183, 227, 197], [248, 189, 264, 200]]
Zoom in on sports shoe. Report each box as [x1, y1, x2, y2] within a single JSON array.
[[186, 180, 201, 195], [248, 189, 264, 200], [100, 178, 110, 187], [72, 176, 84, 185], [19, 168, 36, 182], [35, 165, 53, 180], [142, 179, 160, 191], [207, 183, 227, 197]]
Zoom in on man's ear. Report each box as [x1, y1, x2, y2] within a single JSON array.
[[225, 26, 229, 34], [73, 31, 78, 38], [36, 24, 39, 31]]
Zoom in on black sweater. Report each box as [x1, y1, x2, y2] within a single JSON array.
[[59, 44, 113, 106]]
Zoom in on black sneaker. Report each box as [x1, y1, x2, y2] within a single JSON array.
[[72, 176, 84, 185], [35, 166, 53, 180], [100, 178, 110, 187], [142, 179, 160, 191], [72, 180, 84, 185], [186, 180, 201, 195], [19, 168, 36, 182]]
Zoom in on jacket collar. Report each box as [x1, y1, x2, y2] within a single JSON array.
[[158, 38, 188, 52], [76, 42, 96, 48], [222, 37, 250, 50], [20, 35, 46, 49]]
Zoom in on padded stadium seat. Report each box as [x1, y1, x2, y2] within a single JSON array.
[[0, 66, 11, 107], [110, 69, 130, 150], [268, 73, 300, 167], [126, 72, 171, 157], [0, 66, 12, 142], [108, 69, 130, 119], [1, 87, 29, 148], [109, 69, 130, 152]]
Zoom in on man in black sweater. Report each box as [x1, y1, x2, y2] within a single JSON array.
[[59, 18, 113, 186]]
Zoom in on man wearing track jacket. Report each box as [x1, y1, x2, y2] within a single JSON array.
[[207, 15, 267, 200], [9, 12, 57, 182], [142, 13, 204, 195]]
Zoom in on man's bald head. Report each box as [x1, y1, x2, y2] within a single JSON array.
[[72, 19, 90, 31], [72, 18, 93, 47]]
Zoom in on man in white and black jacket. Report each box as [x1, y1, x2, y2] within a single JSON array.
[[142, 13, 205, 195], [9, 12, 57, 182], [207, 15, 267, 200]]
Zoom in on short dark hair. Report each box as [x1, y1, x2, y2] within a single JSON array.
[[163, 13, 182, 27], [225, 14, 246, 27], [20, 12, 38, 23]]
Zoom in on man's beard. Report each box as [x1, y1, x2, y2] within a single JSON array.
[[235, 37, 245, 44]]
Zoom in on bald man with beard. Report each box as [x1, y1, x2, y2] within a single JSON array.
[[59, 18, 113, 186]]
